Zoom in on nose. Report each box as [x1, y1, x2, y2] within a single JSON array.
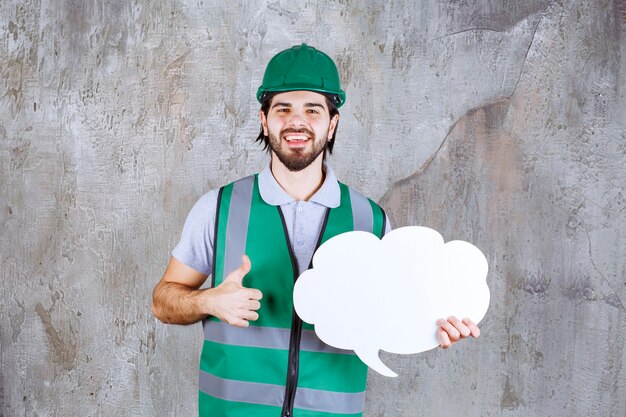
[[286, 110, 307, 129]]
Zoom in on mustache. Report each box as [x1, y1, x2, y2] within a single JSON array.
[[281, 127, 313, 137]]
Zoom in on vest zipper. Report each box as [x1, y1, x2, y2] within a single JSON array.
[[278, 206, 330, 417], [282, 309, 303, 417]]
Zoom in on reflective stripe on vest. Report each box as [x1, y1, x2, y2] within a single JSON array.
[[200, 174, 385, 417], [203, 320, 353, 354], [221, 175, 255, 283], [348, 187, 373, 233], [200, 371, 366, 414]]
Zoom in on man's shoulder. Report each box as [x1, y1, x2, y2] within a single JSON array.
[[334, 178, 391, 234], [219, 173, 258, 190], [339, 181, 382, 208], [187, 188, 220, 215]]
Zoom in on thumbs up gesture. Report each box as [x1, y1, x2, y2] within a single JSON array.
[[208, 255, 263, 327]]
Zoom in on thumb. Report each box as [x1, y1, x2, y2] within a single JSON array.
[[224, 254, 251, 285]]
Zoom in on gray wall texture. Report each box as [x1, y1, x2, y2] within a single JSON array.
[[1, 0, 624, 416]]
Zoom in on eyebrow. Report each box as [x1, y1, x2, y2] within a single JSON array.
[[271, 102, 326, 110]]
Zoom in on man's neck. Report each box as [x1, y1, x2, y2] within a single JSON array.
[[270, 153, 325, 201]]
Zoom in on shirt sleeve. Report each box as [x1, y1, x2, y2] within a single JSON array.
[[171, 190, 219, 276]]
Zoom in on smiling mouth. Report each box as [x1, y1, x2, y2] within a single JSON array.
[[281, 128, 313, 146], [283, 134, 310, 143]]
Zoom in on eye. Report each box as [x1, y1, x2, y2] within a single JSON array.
[[307, 109, 320, 114]]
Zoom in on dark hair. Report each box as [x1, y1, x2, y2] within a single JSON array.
[[255, 91, 340, 155]]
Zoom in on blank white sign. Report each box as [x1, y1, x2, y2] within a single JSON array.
[[293, 226, 490, 377]]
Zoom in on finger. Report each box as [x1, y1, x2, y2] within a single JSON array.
[[224, 255, 252, 285], [437, 329, 452, 349], [247, 299, 261, 311], [241, 254, 251, 275], [243, 310, 259, 322], [247, 288, 263, 301], [462, 318, 481, 338], [227, 317, 249, 328], [436, 318, 461, 342], [448, 316, 471, 338]]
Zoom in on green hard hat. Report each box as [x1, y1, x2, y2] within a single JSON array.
[[256, 43, 346, 107]]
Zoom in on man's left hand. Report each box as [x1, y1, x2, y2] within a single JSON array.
[[436, 316, 480, 349]]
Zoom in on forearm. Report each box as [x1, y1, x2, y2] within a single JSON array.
[[151, 281, 211, 325], [152, 255, 261, 327]]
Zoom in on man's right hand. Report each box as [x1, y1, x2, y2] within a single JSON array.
[[207, 255, 263, 327], [151, 255, 262, 326]]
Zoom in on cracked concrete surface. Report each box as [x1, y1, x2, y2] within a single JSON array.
[[1, 0, 625, 416], [379, 1, 626, 416]]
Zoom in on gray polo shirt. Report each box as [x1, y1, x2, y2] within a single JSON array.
[[172, 163, 390, 277]]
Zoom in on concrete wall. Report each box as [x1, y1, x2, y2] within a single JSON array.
[[1, 0, 624, 416]]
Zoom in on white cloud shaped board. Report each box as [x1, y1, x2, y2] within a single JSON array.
[[293, 226, 490, 377]]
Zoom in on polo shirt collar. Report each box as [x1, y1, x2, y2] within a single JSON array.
[[258, 162, 340, 208]]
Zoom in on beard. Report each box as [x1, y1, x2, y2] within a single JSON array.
[[268, 127, 329, 172]]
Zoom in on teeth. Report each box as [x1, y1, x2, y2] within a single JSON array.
[[285, 135, 309, 142]]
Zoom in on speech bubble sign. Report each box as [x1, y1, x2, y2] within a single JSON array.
[[293, 226, 490, 377]]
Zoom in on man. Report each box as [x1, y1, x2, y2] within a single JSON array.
[[152, 43, 480, 417]]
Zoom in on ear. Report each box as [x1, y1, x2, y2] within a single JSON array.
[[259, 110, 268, 136], [327, 113, 339, 140]]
